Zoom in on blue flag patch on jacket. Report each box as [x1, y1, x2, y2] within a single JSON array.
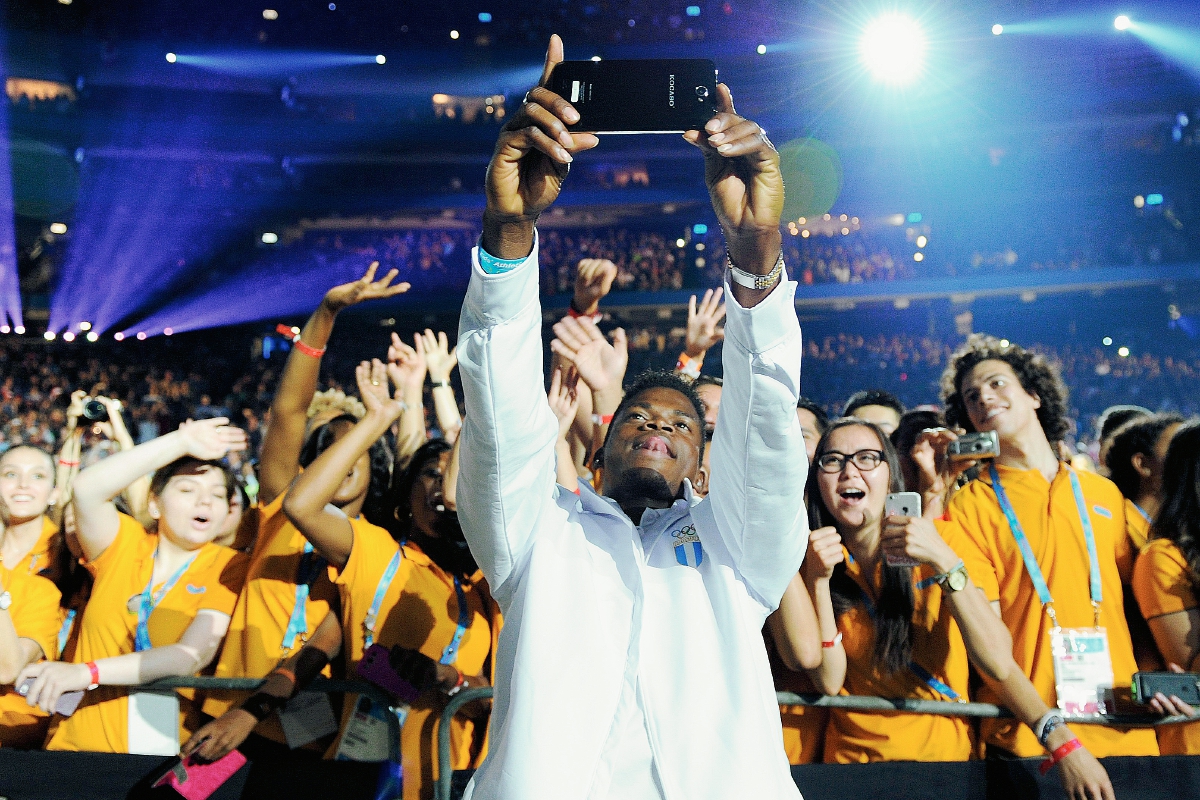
[[673, 525, 703, 567]]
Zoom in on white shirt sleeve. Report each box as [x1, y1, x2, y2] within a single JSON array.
[[703, 275, 809, 610], [456, 235, 560, 600]]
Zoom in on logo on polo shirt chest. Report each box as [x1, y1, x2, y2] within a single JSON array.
[[672, 524, 703, 567]]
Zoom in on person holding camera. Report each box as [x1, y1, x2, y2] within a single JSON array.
[[283, 361, 497, 800], [456, 35, 807, 800], [22, 418, 248, 754], [0, 496, 64, 748], [1131, 420, 1200, 754], [937, 335, 1156, 797]]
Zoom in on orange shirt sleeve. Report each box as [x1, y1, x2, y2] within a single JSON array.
[[84, 513, 147, 577], [9, 570, 63, 662], [941, 492, 1001, 602], [1133, 539, 1198, 620]]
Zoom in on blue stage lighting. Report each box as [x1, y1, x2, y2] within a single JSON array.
[[992, 24, 1003, 35], [907, 212, 923, 223], [1114, 15, 1132, 31], [860, 13, 926, 85], [478, 12, 492, 22], [1146, 193, 1164, 205], [686, 5, 701, 16], [693, 223, 708, 235]]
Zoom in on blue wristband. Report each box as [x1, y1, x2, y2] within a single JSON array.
[[478, 244, 527, 275]]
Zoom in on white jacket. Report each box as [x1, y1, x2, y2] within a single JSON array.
[[457, 236, 809, 800]]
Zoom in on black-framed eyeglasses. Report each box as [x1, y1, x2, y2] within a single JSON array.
[[816, 449, 885, 474]]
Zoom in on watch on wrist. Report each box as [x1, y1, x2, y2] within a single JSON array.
[[1036, 710, 1067, 748], [241, 692, 283, 722], [935, 561, 969, 594], [726, 251, 785, 291], [0, 591, 12, 611]]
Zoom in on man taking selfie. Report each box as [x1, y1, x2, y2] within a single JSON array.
[[457, 35, 808, 800]]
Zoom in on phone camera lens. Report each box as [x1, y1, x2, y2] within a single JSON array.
[[695, 86, 709, 99]]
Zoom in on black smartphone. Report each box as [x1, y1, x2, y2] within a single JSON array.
[[1132, 671, 1200, 705], [548, 59, 718, 134]]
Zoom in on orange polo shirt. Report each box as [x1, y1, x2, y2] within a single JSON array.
[[765, 629, 826, 765], [204, 492, 339, 745], [331, 520, 500, 800], [46, 514, 247, 753], [1124, 499, 1163, 673], [823, 544, 977, 763], [0, 517, 60, 578], [0, 564, 62, 748], [944, 464, 1158, 757], [1131, 538, 1200, 754]]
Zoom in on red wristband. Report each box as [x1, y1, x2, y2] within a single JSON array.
[[86, 661, 100, 690], [1039, 737, 1083, 774], [821, 632, 843, 648], [567, 300, 601, 321], [590, 413, 614, 426], [293, 339, 326, 358]]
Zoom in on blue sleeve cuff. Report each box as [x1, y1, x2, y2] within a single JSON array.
[[478, 240, 529, 275]]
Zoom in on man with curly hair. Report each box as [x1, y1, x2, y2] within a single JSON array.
[[938, 334, 1157, 797]]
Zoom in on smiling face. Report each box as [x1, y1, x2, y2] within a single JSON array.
[[816, 424, 891, 532], [409, 450, 451, 540], [602, 386, 704, 509], [150, 466, 231, 551], [0, 446, 58, 524], [959, 359, 1043, 442]]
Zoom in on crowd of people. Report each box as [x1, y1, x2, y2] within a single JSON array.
[[3, 62, 1199, 800]]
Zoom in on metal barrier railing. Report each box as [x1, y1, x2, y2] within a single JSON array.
[[433, 688, 1195, 800]]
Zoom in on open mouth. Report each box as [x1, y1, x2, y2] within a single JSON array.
[[984, 406, 1007, 421], [633, 436, 674, 457], [191, 514, 212, 530], [838, 488, 866, 502]]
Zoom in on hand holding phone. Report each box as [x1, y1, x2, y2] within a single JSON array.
[[548, 59, 718, 134], [18, 676, 85, 716], [883, 492, 922, 567]]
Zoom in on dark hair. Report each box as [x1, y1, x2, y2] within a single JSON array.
[[298, 414, 394, 529], [1107, 413, 1185, 501], [844, 389, 905, 419], [1150, 422, 1200, 585], [1097, 404, 1152, 443], [693, 375, 724, 390], [603, 370, 708, 465], [149, 457, 238, 500], [941, 334, 1070, 445], [805, 418, 914, 674], [796, 396, 829, 433], [390, 438, 453, 542], [891, 409, 945, 463], [0, 445, 56, 485]]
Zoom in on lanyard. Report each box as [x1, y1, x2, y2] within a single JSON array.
[[281, 541, 327, 652], [1132, 503, 1153, 525], [438, 577, 470, 666], [136, 550, 197, 652], [363, 550, 402, 650], [988, 463, 1102, 628]]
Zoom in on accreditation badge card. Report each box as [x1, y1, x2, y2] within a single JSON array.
[[334, 696, 407, 762], [1050, 627, 1114, 718], [278, 691, 339, 750], [128, 690, 181, 756]]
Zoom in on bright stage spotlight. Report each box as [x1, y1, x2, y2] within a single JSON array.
[[992, 24, 1003, 36], [860, 13, 927, 85], [1114, 15, 1132, 31]]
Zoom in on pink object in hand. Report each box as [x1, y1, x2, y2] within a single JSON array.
[[152, 751, 247, 800]]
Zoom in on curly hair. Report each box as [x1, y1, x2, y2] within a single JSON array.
[[601, 369, 708, 466], [306, 389, 366, 421], [1150, 421, 1200, 586], [389, 438, 453, 542], [940, 334, 1070, 445], [1105, 413, 1184, 501], [805, 418, 914, 675]]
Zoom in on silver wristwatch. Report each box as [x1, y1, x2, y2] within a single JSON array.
[[726, 251, 785, 290]]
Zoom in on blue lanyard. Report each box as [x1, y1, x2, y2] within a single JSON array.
[[1132, 503, 1153, 525], [438, 578, 471, 666], [363, 550, 402, 650], [136, 550, 197, 652], [281, 541, 327, 652], [988, 463, 1102, 627], [57, 608, 76, 658]]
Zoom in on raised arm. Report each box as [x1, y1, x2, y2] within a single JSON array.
[[70, 419, 247, 563], [457, 35, 598, 595], [282, 360, 404, 570], [259, 263, 410, 506], [99, 397, 152, 522], [691, 87, 805, 609], [421, 330, 462, 443], [386, 333, 429, 472]]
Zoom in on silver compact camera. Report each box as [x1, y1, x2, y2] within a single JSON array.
[[947, 430, 1000, 461]]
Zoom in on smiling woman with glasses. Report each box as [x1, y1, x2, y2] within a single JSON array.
[[815, 449, 885, 474]]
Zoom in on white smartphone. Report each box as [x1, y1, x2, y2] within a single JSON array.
[[884, 492, 922, 567]]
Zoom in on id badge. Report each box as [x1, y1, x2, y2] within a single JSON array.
[[278, 691, 339, 750], [333, 696, 400, 762], [128, 691, 181, 755], [1050, 627, 1114, 718]]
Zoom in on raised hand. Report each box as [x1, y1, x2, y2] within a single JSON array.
[[66, 390, 87, 424], [683, 84, 783, 280], [356, 359, 405, 422], [321, 261, 411, 313], [548, 367, 581, 440], [175, 418, 247, 460], [880, 515, 961, 573], [549, 315, 628, 393], [419, 330, 458, 383], [386, 332, 426, 397], [802, 526, 844, 583], [573, 258, 618, 315], [684, 288, 727, 359], [483, 35, 600, 259]]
